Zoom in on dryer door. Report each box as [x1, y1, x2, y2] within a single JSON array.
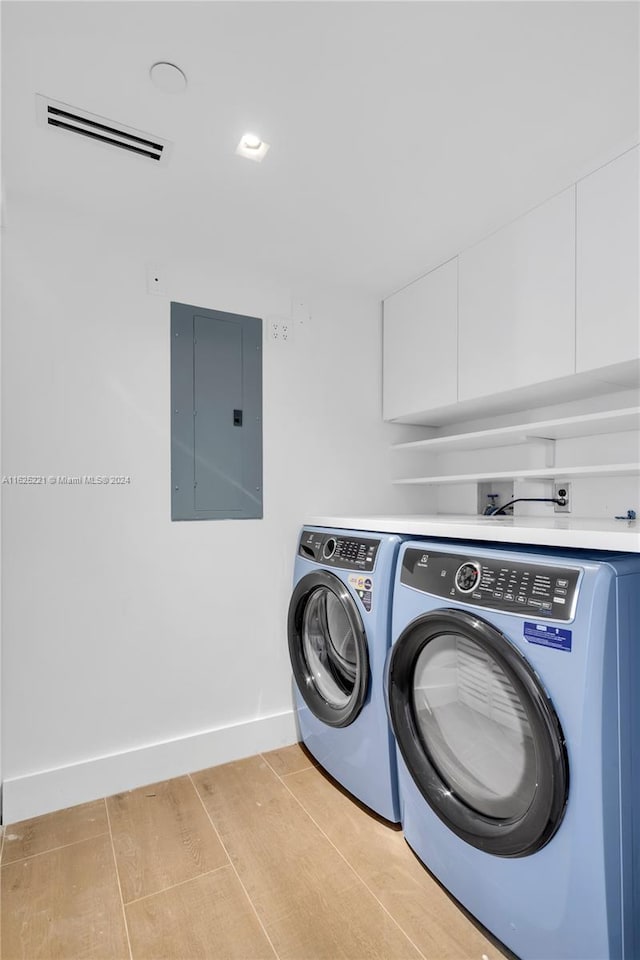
[[288, 570, 369, 728], [388, 608, 568, 857]]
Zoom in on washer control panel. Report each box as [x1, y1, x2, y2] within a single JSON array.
[[401, 548, 581, 621], [299, 529, 380, 571]]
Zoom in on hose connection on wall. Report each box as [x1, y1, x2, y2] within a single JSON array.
[[614, 509, 637, 521], [489, 496, 568, 516]]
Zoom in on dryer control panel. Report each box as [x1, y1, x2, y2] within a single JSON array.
[[401, 548, 581, 621], [299, 529, 380, 571]]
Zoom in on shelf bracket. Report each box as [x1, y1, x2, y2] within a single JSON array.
[[524, 436, 556, 468]]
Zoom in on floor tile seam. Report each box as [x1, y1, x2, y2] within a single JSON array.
[[104, 797, 134, 960], [123, 862, 231, 907], [260, 754, 429, 960], [0, 829, 112, 867], [279, 765, 314, 776], [187, 773, 281, 960], [258, 754, 314, 777]]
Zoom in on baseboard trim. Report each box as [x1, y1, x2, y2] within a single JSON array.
[[2, 710, 298, 823]]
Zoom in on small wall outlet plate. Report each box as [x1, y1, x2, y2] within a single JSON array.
[[269, 316, 294, 344], [553, 482, 571, 513], [146, 263, 165, 296]]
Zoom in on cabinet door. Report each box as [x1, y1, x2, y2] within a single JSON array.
[[458, 188, 576, 402], [576, 146, 639, 372], [383, 258, 458, 421]]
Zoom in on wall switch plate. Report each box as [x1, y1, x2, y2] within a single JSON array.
[[146, 264, 165, 296], [553, 481, 571, 513]]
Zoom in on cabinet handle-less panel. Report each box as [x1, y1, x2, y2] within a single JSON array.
[[171, 302, 262, 521], [458, 188, 576, 402], [576, 146, 640, 373], [383, 258, 458, 422]]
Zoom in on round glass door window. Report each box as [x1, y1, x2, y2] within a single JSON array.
[[412, 632, 536, 821], [302, 587, 358, 708], [388, 609, 568, 857], [288, 571, 369, 728]]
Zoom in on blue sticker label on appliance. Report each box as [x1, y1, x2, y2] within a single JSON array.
[[524, 621, 572, 652]]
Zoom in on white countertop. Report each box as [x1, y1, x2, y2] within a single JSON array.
[[306, 515, 640, 553]]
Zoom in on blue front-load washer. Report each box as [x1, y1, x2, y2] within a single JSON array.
[[387, 539, 640, 960], [288, 526, 407, 822]]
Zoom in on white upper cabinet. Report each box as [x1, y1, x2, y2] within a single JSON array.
[[576, 146, 640, 373], [383, 258, 458, 421], [458, 188, 576, 402]]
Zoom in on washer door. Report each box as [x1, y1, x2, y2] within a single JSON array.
[[388, 608, 568, 857], [288, 570, 369, 728]]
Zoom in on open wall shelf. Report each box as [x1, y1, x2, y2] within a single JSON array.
[[392, 406, 640, 488], [393, 463, 640, 486], [392, 407, 640, 453]]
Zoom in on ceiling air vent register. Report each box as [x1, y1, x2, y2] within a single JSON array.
[[35, 95, 172, 165]]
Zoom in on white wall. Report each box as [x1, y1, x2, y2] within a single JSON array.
[[1, 209, 431, 821]]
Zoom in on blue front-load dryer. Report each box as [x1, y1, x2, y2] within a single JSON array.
[[288, 526, 406, 822], [387, 539, 640, 960]]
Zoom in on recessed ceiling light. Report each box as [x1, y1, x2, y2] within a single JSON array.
[[150, 62, 187, 95], [236, 133, 270, 163]]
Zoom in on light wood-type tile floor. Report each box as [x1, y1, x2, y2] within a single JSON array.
[[0, 744, 511, 960]]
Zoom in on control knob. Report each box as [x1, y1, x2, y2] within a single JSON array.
[[454, 561, 482, 594], [322, 537, 337, 560]]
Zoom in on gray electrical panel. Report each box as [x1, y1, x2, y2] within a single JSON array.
[[171, 302, 262, 521]]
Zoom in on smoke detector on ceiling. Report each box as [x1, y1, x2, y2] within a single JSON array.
[[35, 94, 173, 165], [149, 62, 187, 95]]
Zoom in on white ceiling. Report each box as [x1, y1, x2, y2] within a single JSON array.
[[2, 1, 638, 297]]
